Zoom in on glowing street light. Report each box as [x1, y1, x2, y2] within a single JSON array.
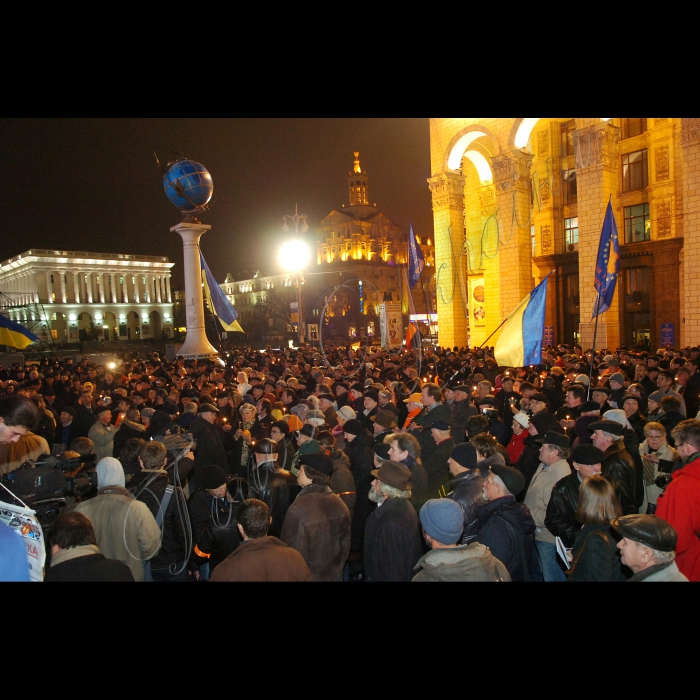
[[280, 206, 309, 346]]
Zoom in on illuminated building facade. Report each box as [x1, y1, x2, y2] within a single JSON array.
[[429, 118, 698, 351], [0, 249, 175, 344], [222, 152, 436, 344]]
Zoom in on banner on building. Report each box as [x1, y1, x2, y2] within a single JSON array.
[[469, 277, 486, 328], [380, 302, 403, 349]]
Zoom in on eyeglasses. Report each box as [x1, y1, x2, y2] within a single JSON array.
[[646, 434, 664, 440]]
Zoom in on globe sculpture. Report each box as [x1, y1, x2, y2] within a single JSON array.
[[163, 159, 213, 219]]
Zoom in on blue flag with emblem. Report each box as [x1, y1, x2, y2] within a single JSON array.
[[408, 222, 425, 290], [592, 198, 620, 319]]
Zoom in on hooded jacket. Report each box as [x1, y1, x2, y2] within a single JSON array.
[[475, 495, 536, 582]]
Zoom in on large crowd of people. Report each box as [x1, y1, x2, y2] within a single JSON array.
[[0, 340, 697, 583]]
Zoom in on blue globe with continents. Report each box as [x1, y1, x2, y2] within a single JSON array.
[[163, 159, 213, 212]]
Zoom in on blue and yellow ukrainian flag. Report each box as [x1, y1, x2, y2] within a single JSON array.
[[494, 275, 550, 368], [199, 250, 244, 333], [0, 315, 38, 349]]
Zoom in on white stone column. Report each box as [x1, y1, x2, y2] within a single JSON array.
[[73, 273, 81, 303], [86, 272, 93, 303], [60, 270, 66, 303], [171, 221, 218, 359], [111, 273, 118, 303], [166, 275, 172, 302], [134, 275, 140, 303], [156, 275, 162, 303], [45, 271, 52, 303], [99, 272, 105, 303], [145, 274, 151, 303], [122, 274, 128, 303]]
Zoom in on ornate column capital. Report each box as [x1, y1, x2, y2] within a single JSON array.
[[428, 172, 466, 211], [681, 118, 700, 147], [574, 121, 620, 171], [491, 150, 534, 192]]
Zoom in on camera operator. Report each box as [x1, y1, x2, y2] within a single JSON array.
[[638, 422, 681, 514], [476, 396, 512, 448]]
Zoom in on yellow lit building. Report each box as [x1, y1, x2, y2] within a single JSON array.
[[429, 118, 699, 351]]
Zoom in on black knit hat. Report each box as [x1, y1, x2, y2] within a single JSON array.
[[342, 419, 364, 436], [299, 451, 334, 476], [199, 464, 228, 489]]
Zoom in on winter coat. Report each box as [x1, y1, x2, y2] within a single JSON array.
[[475, 495, 536, 582], [363, 497, 423, 582], [515, 435, 544, 499], [188, 415, 230, 487], [448, 468, 486, 544], [280, 483, 351, 581], [524, 458, 572, 543], [329, 448, 356, 520], [74, 486, 161, 582], [112, 417, 147, 460], [128, 469, 189, 571], [411, 403, 453, 461], [402, 453, 429, 515], [247, 460, 298, 538], [627, 560, 689, 582], [544, 472, 581, 549], [450, 399, 477, 443], [88, 420, 120, 461], [412, 542, 511, 582], [601, 439, 637, 516], [45, 545, 135, 582], [210, 536, 312, 582], [506, 429, 528, 465], [344, 429, 376, 552], [191, 496, 244, 572], [656, 453, 700, 581], [422, 438, 455, 500], [566, 523, 628, 582]]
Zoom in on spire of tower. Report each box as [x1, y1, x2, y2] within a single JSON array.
[[348, 151, 369, 206]]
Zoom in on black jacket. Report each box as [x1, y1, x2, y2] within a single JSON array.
[[450, 398, 477, 444], [248, 460, 299, 538], [601, 440, 637, 516], [448, 468, 486, 545], [363, 497, 422, 582], [475, 496, 536, 582], [45, 553, 134, 582], [567, 523, 628, 582], [129, 469, 189, 569], [188, 415, 230, 486], [544, 472, 581, 548], [344, 429, 376, 552], [515, 435, 543, 500], [402, 453, 429, 515]]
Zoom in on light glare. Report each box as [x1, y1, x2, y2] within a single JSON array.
[[279, 239, 310, 271]]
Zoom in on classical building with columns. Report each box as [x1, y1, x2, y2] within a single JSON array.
[[0, 249, 175, 344], [429, 118, 698, 351]]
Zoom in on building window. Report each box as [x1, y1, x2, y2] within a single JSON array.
[[621, 118, 647, 140], [560, 120, 576, 157], [531, 225, 536, 256], [347, 243, 351, 251], [51, 329, 58, 339], [563, 171, 577, 204], [626, 268, 650, 294], [622, 149, 648, 192], [564, 217, 579, 246], [624, 203, 650, 243]]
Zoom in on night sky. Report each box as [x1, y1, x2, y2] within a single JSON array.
[[0, 118, 433, 289]]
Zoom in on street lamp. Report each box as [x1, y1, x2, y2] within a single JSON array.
[[280, 206, 310, 347]]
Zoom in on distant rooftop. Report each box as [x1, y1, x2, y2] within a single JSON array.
[[1, 249, 171, 267]]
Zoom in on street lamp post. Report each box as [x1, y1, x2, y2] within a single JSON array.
[[280, 206, 310, 347]]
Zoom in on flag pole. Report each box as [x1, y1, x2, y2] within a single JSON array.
[[587, 292, 603, 400], [587, 194, 613, 400], [440, 314, 511, 390]]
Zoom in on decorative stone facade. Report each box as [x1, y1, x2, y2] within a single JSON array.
[[430, 118, 696, 350]]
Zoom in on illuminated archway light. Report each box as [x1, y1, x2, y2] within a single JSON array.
[[464, 150, 493, 183], [447, 131, 488, 170], [514, 118, 540, 149]]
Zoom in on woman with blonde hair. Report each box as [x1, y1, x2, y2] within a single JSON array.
[[567, 474, 629, 582]]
